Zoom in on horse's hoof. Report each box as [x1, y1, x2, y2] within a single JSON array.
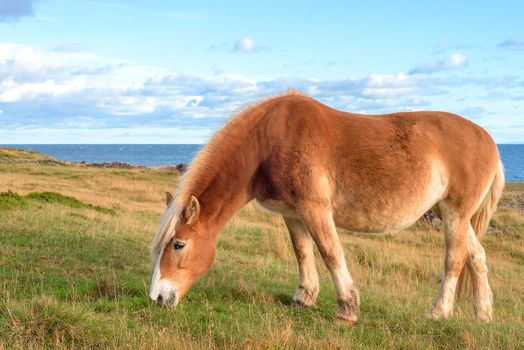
[[291, 298, 315, 308], [291, 288, 317, 308], [335, 317, 357, 326], [291, 299, 305, 307], [427, 308, 452, 320], [335, 292, 360, 325], [475, 309, 493, 322]]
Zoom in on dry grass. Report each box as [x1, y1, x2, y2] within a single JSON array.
[[0, 159, 523, 349]]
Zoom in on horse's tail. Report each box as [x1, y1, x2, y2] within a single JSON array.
[[456, 160, 505, 298]]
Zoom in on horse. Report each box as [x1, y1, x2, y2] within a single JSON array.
[[149, 92, 504, 324]]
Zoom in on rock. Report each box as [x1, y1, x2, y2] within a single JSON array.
[[175, 163, 188, 173], [87, 162, 145, 169], [422, 210, 443, 230], [162, 164, 188, 174]]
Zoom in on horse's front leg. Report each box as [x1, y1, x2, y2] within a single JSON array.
[[297, 204, 360, 325], [283, 217, 319, 307]]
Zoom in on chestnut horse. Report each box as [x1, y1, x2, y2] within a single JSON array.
[[150, 92, 503, 324]]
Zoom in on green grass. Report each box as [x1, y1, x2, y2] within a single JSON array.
[[0, 156, 523, 349], [0, 191, 114, 214], [0, 147, 55, 162]]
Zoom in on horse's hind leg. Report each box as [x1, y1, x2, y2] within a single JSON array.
[[283, 217, 319, 307], [429, 201, 470, 319], [296, 205, 360, 324], [466, 227, 493, 321]]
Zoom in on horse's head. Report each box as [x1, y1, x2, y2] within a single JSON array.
[[149, 192, 216, 306]]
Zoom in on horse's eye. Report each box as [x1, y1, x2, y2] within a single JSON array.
[[173, 241, 186, 250]]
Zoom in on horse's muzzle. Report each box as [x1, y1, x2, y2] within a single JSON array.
[[154, 292, 178, 307]]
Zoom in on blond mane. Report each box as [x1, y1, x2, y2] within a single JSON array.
[[150, 90, 307, 262]]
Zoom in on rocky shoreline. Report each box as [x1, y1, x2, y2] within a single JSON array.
[[81, 161, 188, 173], [0, 148, 188, 173]]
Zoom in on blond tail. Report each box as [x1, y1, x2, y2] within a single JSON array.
[[456, 161, 505, 298]]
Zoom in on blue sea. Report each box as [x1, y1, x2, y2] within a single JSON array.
[[2, 144, 524, 182]]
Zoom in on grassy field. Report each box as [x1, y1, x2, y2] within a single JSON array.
[[0, 149, 523, 349]]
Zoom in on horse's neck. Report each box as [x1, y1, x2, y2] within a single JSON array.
[[196, 148, 259, 233]]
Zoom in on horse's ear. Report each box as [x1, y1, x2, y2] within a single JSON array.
[[165, 192, 173, 206], [184, 195, 200, 225]]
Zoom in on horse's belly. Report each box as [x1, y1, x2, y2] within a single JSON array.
[[333, 206, 424, 233], [257, 160, 447, 233], [333, 163, 448, 233]]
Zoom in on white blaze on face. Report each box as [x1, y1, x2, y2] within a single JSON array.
[[149, 247, 179, 305]]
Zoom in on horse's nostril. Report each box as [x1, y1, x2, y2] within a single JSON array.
[[157, 294, 163, 305], [166, 293, 177, 306]]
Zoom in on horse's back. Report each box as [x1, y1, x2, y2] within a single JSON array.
[[253, 95, 500, 232]]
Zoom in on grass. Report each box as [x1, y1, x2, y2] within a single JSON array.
[[0, 191, 115, 214], [0, 148, 55, 162], [0, 150, 523, 349]]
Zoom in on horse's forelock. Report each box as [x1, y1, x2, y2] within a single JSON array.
[[151, 200, 183, 264]]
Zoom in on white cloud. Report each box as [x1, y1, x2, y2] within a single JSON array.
[[0, 43, 122, 83], [99, 96, 157, 116], [210, 37, 269, 54], [0, 76, 86, 103], [448, 53, 467, 67], [409, 53, 468, 74], [234, 38, 256, 53], [173, 96, 204, 109], [0, 42, 522, 143]]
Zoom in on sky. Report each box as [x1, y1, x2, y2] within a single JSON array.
[[0, 0, 523, 144]]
